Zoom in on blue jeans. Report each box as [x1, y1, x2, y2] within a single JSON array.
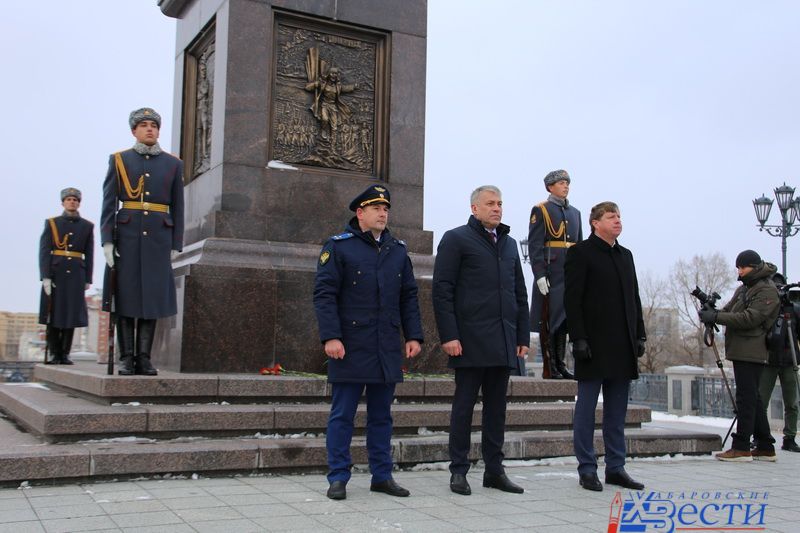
[[574, 378, 630, 475], [326, 382, 396, 484]]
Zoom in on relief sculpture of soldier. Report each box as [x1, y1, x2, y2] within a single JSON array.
[[305, 47, 358, 149], [100, 108, 184, 376], [38, 188, 94, 365], [528, 170, 582, 379]]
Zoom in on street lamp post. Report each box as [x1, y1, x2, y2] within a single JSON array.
[[519, 239, 529, 264], [753, 183, 800, 278]]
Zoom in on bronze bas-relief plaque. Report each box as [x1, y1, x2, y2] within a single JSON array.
[[271, 15, 387, 176], [181, 19, 215, 182]]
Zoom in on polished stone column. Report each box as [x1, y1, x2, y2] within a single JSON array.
[[156, 0, 441, 374]]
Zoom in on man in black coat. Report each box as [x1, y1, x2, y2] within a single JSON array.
[[38, 188, 94, 364], [433, 185, 530, 496], [313, 185, 424, 500], [565, 201, 646, 492], [758, 273, 800, 453], [100, 108, 184, 376]]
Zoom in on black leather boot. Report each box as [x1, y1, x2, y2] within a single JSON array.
[[117, 316, 135, 375], [134, 319, 158, 376], [45, 325, 60, 364], [554, 331, 574, 380], [59, 328, 75, 365], [547, 349, 563, 379]]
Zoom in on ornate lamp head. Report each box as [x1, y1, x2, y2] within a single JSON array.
[[752, 195, 773, 227]]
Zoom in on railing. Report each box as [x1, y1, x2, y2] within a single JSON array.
[[692, 376, 736, 418], [0, 361, 36, 382], [629, 373, 668, 411]]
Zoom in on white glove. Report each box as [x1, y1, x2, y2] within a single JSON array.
[[171, 250, 179, 261], [536, 277, 550, 295], [42, 278, 53, 296], [103, 243, 119, 268]]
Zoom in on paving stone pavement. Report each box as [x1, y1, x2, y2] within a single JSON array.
[[0, 419, 797, 532]]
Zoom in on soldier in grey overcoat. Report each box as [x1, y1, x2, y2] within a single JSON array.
[[100, 108, 184, 376], [528, 169, 582, 379], [38, 188, 94, 364]]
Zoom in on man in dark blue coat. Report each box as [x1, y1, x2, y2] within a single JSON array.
[[101, 108, 184, 376], [432, 185, 530, 496], [38, 188, 94, 364], [565, 201, 646, 492], [313, 185, 423, 500], [529, 169, 582, 379]]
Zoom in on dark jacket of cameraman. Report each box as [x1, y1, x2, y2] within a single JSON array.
[[767, 301, 800, 367], [717, 262, 780, 364]]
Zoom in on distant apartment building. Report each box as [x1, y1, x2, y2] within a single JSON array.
[[649, 307, 680, 341], [86, 292, 111, 360], [0, 311, 41, 360]]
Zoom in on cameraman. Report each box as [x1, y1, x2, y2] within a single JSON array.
[[758, 273, 800, 453], [699, 250, 780, 462]]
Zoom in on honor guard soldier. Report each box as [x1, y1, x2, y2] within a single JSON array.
[[313, 185, 424, 501], [38, 188, 94, 364], [100, 108, 184, 376], [528, 170, 583, 379]]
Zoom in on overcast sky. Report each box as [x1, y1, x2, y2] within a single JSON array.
[[1, 1, 797, 313]]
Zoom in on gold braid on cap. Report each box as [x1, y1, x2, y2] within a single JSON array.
[[360, 197, 389, 207]]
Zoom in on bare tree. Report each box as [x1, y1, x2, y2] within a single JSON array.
[[666, 252, 736, 367], [638, 270, 671, 373]]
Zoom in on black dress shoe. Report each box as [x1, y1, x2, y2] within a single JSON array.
[[370, 479, 410, 497], [483, 473, 524, 494], [579, 472, 603, 492], [327, 480, 346, 500], [605, 469, 644, 490], [449, 473, 471, 495]]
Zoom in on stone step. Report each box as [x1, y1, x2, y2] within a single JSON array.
[[0, 382, 650, 441], [33, 363, 577, 404], [0, 414, 721, 484]]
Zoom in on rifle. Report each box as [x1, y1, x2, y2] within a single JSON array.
[[106, 265, 116, 375], [44, 292, 52, 365], [540, 293, 553, 379]]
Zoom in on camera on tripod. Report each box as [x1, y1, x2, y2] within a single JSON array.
[[776, 282, 800, 307], [690, 286, 721, 311]]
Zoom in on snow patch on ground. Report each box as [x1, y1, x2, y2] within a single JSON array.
[[650, 411, 734, 429]]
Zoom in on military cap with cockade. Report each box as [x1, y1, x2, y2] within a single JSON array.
[[349, 185, 391, 211], [544, 169, 571, 186], [60, 187, 81, 201], [129, 107, 162, 129]]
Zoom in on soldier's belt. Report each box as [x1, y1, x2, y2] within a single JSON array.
[[121, 201, 170, 213], [544, 241, 575, 248], [51, 250, 84, 259]]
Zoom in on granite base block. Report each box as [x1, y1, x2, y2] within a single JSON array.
[[88, 440, 260, 476]]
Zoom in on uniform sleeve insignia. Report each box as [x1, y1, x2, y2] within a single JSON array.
[[319, 251, 331, 266], [530, 213, 537, 224], [331, 232, 354, 241]]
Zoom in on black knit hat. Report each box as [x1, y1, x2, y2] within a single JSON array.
[[735, 249, 762, 268]]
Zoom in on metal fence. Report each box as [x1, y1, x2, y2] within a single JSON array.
[[628, 373, 668, 411], [0, 361, 36, 382], [692, 376, 736, 418]]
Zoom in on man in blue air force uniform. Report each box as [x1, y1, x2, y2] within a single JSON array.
[[38, 188, 94, 364], [100, 108, 184, 376], [528, 169, 582, 379], [313, 185, 424, 500]]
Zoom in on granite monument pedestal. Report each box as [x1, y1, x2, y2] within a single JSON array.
[[156, 0, 438, 373]]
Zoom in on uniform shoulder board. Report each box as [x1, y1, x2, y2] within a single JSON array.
[[331, 232, 354, 241], [397, 239, 407, 247]]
